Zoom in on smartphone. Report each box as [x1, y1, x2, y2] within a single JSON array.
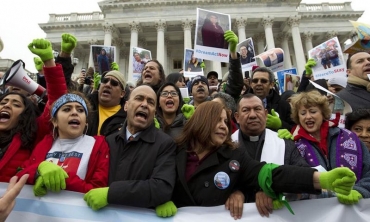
[[85, 76, 92, 85], [244, 71, 250, 79]]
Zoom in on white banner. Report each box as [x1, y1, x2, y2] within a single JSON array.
[[2, 183, 370, 222]]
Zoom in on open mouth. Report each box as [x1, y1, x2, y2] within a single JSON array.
[[165, 100, 174, 108], [68, 119, 81, 126], [305, 121, 315, 128], [102, 89, 111, 95], [0, 111, 10, 122], [197, 87, 205, 93], [135, 111, 148, 120], [144, 74, 152, 79]]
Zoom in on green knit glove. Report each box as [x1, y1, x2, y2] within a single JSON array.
[[61, 33, 77, 54], [183, 97, 190, 104], [93, 72, 101, 89], [28, 39, 54, 62], [337, 190, 362, 205], [155, 201, 177, 217], [266, 109, 282, 130], [224, 30, 238, 53], [319, 167, 356, 195], [305, 58, 317, 76], [33, 176, 47, 197], [272, 199, 284, 210], [154, 117, 160, 129], [200, 62, 206, 69], [34, 57, 44, 71], [37, 161, 68, 192], [181, 104, 195, 120], [84, 187, 109, 211], [277, 129, 294, 140], [111, 62, 119, 71]]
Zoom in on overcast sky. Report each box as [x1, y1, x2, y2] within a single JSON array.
[[0, 0, 369, 73]]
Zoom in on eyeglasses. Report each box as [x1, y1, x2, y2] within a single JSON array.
[[160, 91, 179, 97], [251, 78, 269, 84], [101, 77, 121, 88]]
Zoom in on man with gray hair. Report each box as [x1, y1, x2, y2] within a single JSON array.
[[249, 67, 294, 131]]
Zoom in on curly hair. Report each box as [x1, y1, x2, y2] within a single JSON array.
[[290, 90, 331, 125], [0, 92, 38, 150]]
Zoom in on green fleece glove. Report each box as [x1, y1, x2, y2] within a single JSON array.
[[266, 109, 282, 130], [181, 104, 195, 120], [337, 190, 362, 205], [37, 161, 68, 192], [277, 129, 294, 140], [224, 30, 238, 53], [154, 117, 160, 129], [200, 62, 206, 69], [273, 199, 284, 210], [28, 39, 54, 62], [155, 201, 178, 217], [183, 97, 190, 104], [111, 62, 119, 71], [61, 33, 77, 54], [93, 72, 101, 89], [34, 57, 44, 71], [84, 187, 109, 211], [305, 58, 317, 76], [319, 167, 356, 196], [33, 176, 47, 197]]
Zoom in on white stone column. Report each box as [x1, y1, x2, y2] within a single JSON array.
[[88, 39, 98, 68], [156, 20, 166, 65], [288, 15, 305, 75], [113, 38, 123, 65], [103, 22, 114, 46], [167, 47, 172, 74], [236, 17, 247, 43], [209, 61, 222, 79], [128, 21, 140, 83], [119, 50, 127, 80], [182, 19, 193, 49], [302, 31, 314, 55], [262, 16, 275, 50], [254, 33, 265, 54], [164, 36, 169, 74], [277, 33, 292, 69]]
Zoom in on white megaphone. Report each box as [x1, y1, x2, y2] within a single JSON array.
[[0, 60, 46, 101]]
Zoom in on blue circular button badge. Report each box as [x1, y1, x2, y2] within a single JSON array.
[[214, 171, 230, 189]]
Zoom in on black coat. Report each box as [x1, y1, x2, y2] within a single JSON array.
[[336, 83, 370, 111], [172, 145, 318, 207], [86, 91, 127, 137], [156, 113, 187, 140], [225, 53, 244, 102], [106, 123, 176, 208]]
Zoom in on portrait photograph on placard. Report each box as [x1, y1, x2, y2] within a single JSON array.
[[255, 48, 284, 72], [284, 73, 300, 92], [194, 8, 231, 63], [237, 38, 257, 73], [91, 45, 116, 75], [183, 48, 204, 78], [308, 37, 346, 80], [132, 47, 152, 81]]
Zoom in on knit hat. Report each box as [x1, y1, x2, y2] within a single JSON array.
[[190, 75, 209, 93], [328, 76, 347, 88], [105, 70, 126, 88]]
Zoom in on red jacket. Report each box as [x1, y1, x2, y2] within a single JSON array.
[[18, 134, 109, 193], [0, 65, 67, 182]]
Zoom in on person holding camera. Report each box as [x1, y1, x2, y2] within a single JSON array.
[[77, 67, 95, 96]]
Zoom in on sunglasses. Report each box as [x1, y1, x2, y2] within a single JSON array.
[[101, 77, 121, 88], [160, 91, 179, 97], [251, 78, 269, 84]]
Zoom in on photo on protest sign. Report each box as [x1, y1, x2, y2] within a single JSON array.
[[183, 48, 204, 78], [132, 47, 152, 81], [283, 73, 300, 93], [194, 8, 231, 63], [277, 68, 297, 94], [308, 37, 346, 80], [344, 20, 370, 54], [237, 38, 257, 73], [91, 45, 116, 75], [255, 48, 284, 72]]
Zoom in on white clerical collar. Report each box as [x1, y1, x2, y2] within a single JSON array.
[[249, 136, 259, 142]]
